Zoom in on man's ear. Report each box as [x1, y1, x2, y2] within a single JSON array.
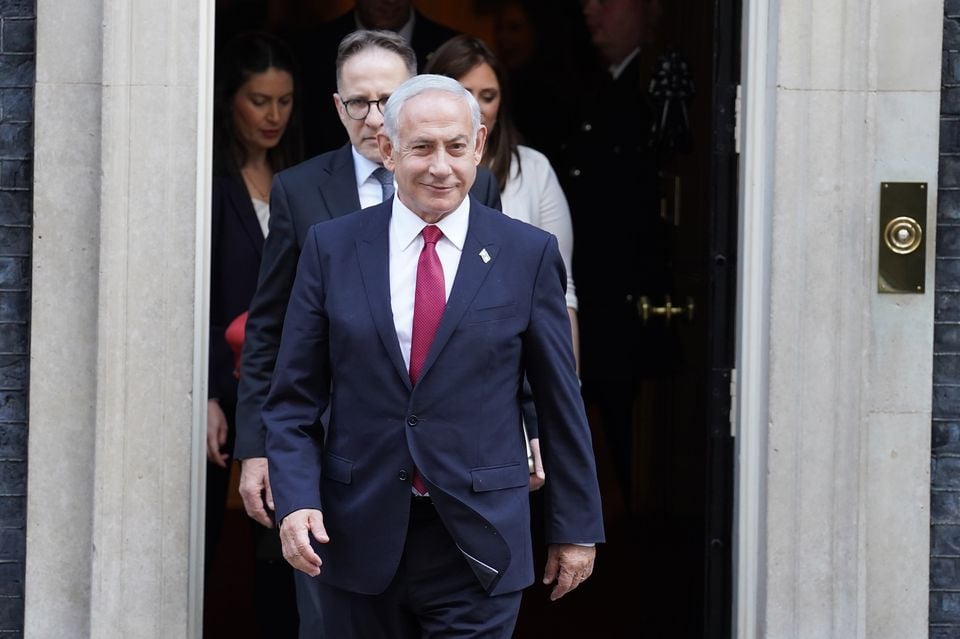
[[333, 93, 346, 120], [473, 125, 488, 165], [377, 133, 396, 170]]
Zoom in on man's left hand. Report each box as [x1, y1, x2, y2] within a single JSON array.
[[542, 543, 596, 601]]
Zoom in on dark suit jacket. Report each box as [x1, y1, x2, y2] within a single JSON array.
[[291, 9, 460, 156], [234, 144, 502, 458], [209, 173, 264, 416], [262, 198, 604, 596], [556, 55, 671, 383]]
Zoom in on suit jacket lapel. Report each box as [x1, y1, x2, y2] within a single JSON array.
[[225, 175, 266, 257], [418, 200, 499, 383], [356, 202, 412, 390], [319, 144, 362, 219]]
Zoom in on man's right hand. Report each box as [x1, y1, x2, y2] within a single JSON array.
[[279, 508, 329, 576], [528, 438, 546, 491], [238, 457, 275, 528], [206, 400, 230, 469]]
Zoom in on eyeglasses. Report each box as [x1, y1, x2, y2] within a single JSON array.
[[341, 97, 388, 120]]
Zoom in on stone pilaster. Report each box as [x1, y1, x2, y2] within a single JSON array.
[[27, 1, 206, 636], [743, 0, 942, 637]]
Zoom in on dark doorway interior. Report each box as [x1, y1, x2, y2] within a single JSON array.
[[205, 2, 738, 637]]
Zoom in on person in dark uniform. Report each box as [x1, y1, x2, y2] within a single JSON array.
[[286, 0, 461, 157], [555, 0, 670, 512], [492, 0, 594, 162]]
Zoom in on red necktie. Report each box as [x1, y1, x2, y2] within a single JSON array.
[[409, 225, 445, 494]]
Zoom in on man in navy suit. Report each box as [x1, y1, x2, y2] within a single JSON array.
[[263, 74, 604, 638], [234, 31, 501, 635]]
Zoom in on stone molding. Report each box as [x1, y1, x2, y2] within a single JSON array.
[[736, 1, 940, 637], [26, 1, 205, 636]]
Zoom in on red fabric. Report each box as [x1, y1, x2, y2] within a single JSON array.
[[409, 226, 445, 494], [225, 310, 248, 379]]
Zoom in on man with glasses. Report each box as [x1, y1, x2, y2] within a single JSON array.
[[289, 0, 463, 157], [233, 30, 501, 637]]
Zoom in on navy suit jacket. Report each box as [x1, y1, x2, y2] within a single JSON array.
[[209, 174, 264, 412], [262, 198, 604, 597], [234, 144, 502, 458]]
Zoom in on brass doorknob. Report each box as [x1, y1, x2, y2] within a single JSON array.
[[637, 295, 695, 325]]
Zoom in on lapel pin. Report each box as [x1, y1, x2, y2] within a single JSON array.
[[479, 248, 491, 264]]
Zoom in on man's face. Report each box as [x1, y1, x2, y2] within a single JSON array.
[[378, 91, 487, 223], [334, 48, 411, 164], [581, 0, 647, 65]]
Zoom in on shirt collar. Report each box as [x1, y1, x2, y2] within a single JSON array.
[[351, 146, 382, 190], [392, 194, 470, 253], [609, 47, 640, 80]]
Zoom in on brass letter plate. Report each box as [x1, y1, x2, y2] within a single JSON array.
[[878, 182, 926, 294]]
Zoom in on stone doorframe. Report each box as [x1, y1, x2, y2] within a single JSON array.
[[21, 0, 942, 637], [734, 1, 941, 638], [26, 0, 214, 636]]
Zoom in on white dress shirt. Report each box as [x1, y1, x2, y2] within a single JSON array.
[[352, 146, 394, 209], [389, 195, 469, 372], [609, 47, 640, 80]]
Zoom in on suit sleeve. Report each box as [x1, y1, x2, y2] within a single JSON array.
[[522, 236, 605, 545], [471, 167, 502, 212], [263, 226, 330, 520], [234, 174, 301, 459]]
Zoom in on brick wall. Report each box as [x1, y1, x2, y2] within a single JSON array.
[[0, 0, 32, 634], [933, 2, 960, 637]]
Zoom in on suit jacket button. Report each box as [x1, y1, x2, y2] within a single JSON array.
[[407, 415, 418, 426], [398, 470, 409, 481]]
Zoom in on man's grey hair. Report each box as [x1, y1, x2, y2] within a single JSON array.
[[382, 74, 481, 145], [335, 30, 417, 90]]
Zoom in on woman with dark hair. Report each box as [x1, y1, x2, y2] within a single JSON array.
[[426, 35, 577, 351], [207, 30, 301, 637], [427, 35, 580, 491], [213, 31, 303, 182]]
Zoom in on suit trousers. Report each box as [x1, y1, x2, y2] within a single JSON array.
[[294, 568, 324, 638], [317, 497, 523, 638]]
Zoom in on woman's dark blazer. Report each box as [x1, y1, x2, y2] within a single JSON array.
[[209, 173, 265, 418]]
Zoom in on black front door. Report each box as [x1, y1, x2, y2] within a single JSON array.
[[514, 0, 739, 636], [206, 2, 740, 637]]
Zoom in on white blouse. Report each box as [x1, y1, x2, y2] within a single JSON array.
[[500, 145, 578, 310], [252, 197, 270, 238]]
